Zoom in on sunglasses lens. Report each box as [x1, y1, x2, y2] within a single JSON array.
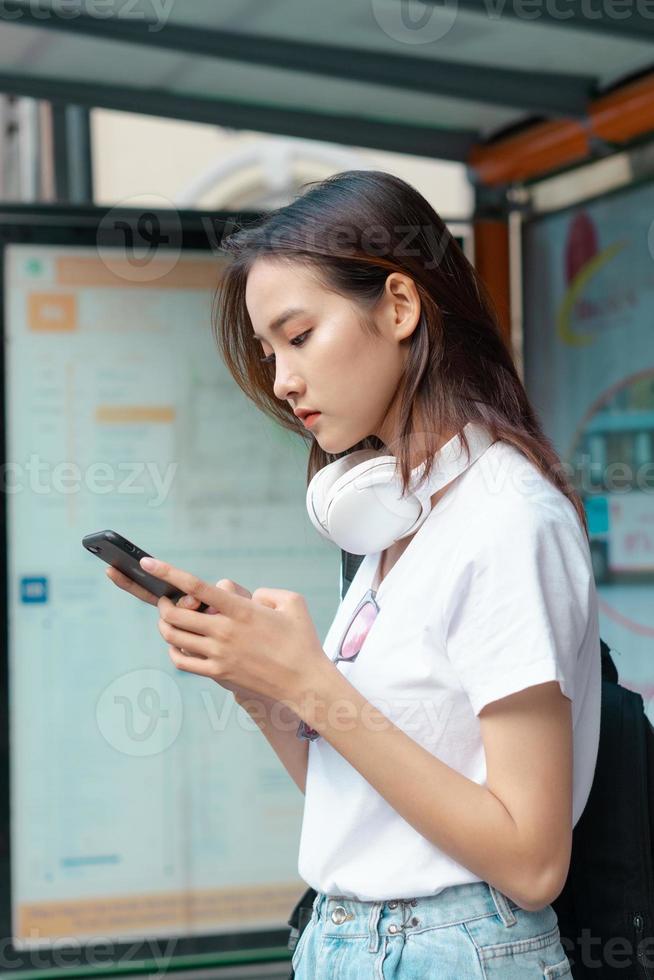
[[297, 593, 380, 740], [340, 600, 378, 660], [297, 720, 320, 741]]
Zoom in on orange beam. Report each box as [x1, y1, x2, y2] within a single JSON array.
[[469, 72, 654, 186], [473, 219, 511, 348]]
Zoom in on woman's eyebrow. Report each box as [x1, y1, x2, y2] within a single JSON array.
[[252, 307, 306, 341]]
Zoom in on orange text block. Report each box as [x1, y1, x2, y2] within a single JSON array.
[[95, 406, 176, 424], [28, 293, 77, 332]]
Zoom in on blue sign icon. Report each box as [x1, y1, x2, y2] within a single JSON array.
[[20, 577, 48, 603]]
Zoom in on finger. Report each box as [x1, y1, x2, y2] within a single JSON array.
[[251, 587, 297, 609], [216, 578, 252, 599], [158, 596, 220, 636], [140, 558, 242, 616], [179, 581, 232, 609], [158, 619, 215, 657], [169, 642, 208, 661], [203, 580, 250, 615], [177, 580, 249, 614], [177, 594, 201, 609], [167, 645, 214, 676], [106, 566, 158, 606]]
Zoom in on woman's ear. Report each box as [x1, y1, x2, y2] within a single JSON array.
[[382, 272, 421, 343]]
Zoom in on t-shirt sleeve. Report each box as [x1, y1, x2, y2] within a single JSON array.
[[442, 508, 593, 716]]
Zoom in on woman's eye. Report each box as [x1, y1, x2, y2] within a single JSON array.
[[259, 330, 311, 364]]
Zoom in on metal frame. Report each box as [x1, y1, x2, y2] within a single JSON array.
[[522, 135, 654, 215], [0, 71, 477, 163], [50, 103, 93, 203], [0, 3, 594, 117]]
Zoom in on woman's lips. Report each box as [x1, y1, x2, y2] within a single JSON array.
[[302, 412, 321, 429]]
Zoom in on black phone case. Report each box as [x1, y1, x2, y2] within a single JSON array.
[[82, 530, 209, 612]]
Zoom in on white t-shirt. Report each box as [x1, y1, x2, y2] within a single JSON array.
[[297, 440, 602, 901]]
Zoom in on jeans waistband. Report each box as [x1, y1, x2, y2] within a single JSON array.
[[311, 881, 522, 955]]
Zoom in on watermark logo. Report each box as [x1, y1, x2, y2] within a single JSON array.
[[371, 0, 459, 43], [0, 455, 178, 507], [96, 195, 182, 283], [0, 0, 176, 33], [96, 668, 183, 757]]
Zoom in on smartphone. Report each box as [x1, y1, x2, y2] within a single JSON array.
[[82, 530, 209, 612]]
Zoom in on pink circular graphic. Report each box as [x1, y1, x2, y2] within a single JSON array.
[[565, 211, 599, 284]]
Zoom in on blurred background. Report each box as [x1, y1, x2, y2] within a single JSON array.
[[0, 0, 652, 976]]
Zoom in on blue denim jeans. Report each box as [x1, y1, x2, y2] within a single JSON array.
[[291, 880, 572, 979]]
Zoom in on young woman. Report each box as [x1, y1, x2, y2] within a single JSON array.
[[110, 170, 600, 979]]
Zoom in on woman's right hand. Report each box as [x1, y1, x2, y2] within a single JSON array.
[[105, 567, 272, 706]]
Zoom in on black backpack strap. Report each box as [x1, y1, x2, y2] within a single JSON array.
[[341, 550, 365, 600], [600, 637, 618, 684], [287, 886, 318, 950]]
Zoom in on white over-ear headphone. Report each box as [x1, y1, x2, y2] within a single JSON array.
[[306, 421, 495, 554]]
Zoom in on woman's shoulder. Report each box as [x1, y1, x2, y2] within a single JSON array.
[[446, 439, 589, 571], [467, 438, 581, 527]]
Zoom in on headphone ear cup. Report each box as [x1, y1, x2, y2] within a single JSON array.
[[306, 423, 495, 554], [306, 450, 386, 542], [307, 451, 428, 554]]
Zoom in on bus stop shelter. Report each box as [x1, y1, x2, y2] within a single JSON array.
[[1, 4, 654, 978], [0, 0, 653, 347]]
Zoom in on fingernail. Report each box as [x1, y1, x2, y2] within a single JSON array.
[[180, 596, 195, 607], [140, 557, 157, 570]]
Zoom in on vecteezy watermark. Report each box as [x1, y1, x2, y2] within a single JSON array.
[[570, 453, 654, 495], [482, 0, 654, 22], [96, 194, 183, 283], [0, 0, 176, 33], [371, 0, 459, 44], [215, 216, 455, 272], [484, 936, 654, 972], [3, 925, 651, 975], [0, 456, 178, 507], [96, 668, 184, 757], [371, 429, 654, 508], [476, 451, 654, 496], [371, 0, 654, 45], [95, 202, 458, 284], [4, 930, 179, 974], [95, 665, 459, 757]]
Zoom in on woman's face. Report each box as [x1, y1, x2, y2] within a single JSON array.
[[245, 257, 420, 455]]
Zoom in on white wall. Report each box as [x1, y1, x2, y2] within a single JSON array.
[[91, 109, 473, 220]]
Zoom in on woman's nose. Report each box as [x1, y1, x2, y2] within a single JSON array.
[[273, 365, 303, 402]]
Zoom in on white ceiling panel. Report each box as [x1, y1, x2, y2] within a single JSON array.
[[0, 0, 651, 161]]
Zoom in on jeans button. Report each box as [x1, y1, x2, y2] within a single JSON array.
[[388, 901, 398, 909], [388, 924, 400, 934], [331, 906, 348, 925]]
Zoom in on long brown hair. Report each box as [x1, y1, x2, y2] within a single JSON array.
[[213, 169, 588, 538]]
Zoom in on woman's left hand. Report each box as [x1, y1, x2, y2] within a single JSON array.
[[141, 557, 329, 705]]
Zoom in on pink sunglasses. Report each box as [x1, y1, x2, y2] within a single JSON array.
[[296, 587, 381, 742]]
